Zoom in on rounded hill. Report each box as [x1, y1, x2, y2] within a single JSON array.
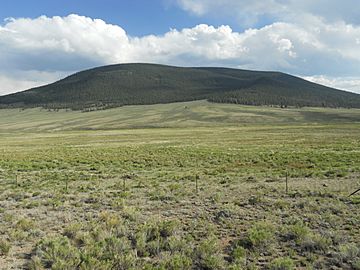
[[1, 63, 360, 109]]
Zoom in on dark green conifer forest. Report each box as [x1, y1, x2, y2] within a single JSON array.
[[1, 63, 359, 110]]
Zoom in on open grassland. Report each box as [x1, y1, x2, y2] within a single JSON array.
[[1, 100, 360, 131], [0, 101, 359, 269]]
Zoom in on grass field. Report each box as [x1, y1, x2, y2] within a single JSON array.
[[0, 101, 359, 269]]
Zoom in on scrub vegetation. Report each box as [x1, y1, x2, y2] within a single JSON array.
[[0, 101, 359, 269]]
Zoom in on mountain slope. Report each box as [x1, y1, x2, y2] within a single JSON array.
[[1, 63, 360, 109]]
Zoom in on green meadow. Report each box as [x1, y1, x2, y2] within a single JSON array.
[[0, 101, 359, 269]]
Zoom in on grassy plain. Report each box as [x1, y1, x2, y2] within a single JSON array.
[[0, 101, 359, 269]]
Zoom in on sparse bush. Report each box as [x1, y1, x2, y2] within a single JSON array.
[[350, 196, 360, 205], [338, 243, 359, 263], [103, 235, 132, 258], [159, 220, 178, 238], [269, 257, 295, 270], [74, 231, 93, 248], [28, 256, 43, 270], [147, 239, 161, 256], [107, 249, 137, 270], [63, 223, 82, 239], [99, 211, 122, 228], [228, 262, 246, 270], [299, 233, 331, 253], [353, 259, 360, 270], [9, 228, 28, 242], [33, 236, 80, 269], [273, 199, 289, 210], [163, 252, 193, 270], [3, 213, 14, 222], [194, 237, 225, 270], [121, 206, 141, 221], [135, 230, 148, 257], [15, 218, 35, 231], [284, 222, 310, 242], [247, 222, 275, 251], [0, 239, 11, 256], [231, 246, 247, 267], [133, 219, 184, 258], [167, 235, 193, 255]]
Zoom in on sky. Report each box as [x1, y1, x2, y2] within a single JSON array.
[[0, 0, 360, 95]]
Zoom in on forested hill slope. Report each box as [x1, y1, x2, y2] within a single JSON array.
[[1, 63, 360, 109]]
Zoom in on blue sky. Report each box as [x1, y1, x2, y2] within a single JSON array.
[[0, 0, 360, 94]]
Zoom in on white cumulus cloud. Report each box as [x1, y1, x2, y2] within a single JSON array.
[[0, 70, 68, 95], [302, 75, 360, 94], [175, 0, 360, 26], [0, 14, 360, 95]]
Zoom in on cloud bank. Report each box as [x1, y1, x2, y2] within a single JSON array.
[[0, 13, 359, 95], [175, 0, 360, 26]]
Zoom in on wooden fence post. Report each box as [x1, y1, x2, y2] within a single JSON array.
[[195, 175, 199, 194]]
